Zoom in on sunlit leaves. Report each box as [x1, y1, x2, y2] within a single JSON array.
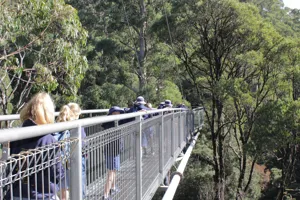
[[0, 0, 88, 113]]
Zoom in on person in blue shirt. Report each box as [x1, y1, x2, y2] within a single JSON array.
[[157, 102, 165, 109], [127, 96, 149, 113], [164, 99, 173, 108], [176, 103, 187, 109], [126, 96, 152, 156], [8, 92, 65, 200], [102, 106, 126, 200], [145, 103, 155, 155]]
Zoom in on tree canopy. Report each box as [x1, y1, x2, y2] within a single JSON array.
[[0, 0, 88, 115], [1, 0, 300, 199]]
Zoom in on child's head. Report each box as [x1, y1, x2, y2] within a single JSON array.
[[67, 103, 81, 120], [56, 105, 76, 122]]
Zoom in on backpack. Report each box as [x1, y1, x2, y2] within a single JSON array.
[[52, 130, 70, 141], [52, 130, 71, 167]]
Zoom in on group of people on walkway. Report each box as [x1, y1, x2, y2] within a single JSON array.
[[5, 93, 86, 200], [2, 92, 186, 200], [102, 96, 187, 200], [101, 96, 178, 200]]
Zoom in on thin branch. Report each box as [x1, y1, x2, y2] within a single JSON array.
[[0, 18, 53, 60], [244, 156, 257, 192], [229, 143, 241, 159]]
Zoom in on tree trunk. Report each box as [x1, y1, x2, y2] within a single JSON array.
[[210, 96, 219, 200], [236, 149, 247, 199], [244, 158, 256, 192], [138, 0, 147, 92], [212, 96, 225, 200], [218, 135, 226, 200]]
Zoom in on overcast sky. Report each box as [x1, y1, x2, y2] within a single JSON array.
[[283, 0, 300, 9]]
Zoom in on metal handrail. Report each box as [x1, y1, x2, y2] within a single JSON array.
[[0, 108, 187, 143], [0, 109, 110, 122]]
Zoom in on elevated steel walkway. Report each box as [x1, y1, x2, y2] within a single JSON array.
[[0, 108, 204, 200]]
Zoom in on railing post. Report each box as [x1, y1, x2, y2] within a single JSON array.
[[192, 111, 195, 133], [201, 109, 204, 127], [136, 115, 142, 200], [198, 111, 201, 129], [159, 115, 164, 179], [178, 112, 181, 148], [184, 112, 188, 146], [171, 113, 175, 157], [70, 125, 83, 200]]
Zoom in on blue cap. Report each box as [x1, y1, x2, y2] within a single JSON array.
[[108, 106, 124, 115], [164, 100, 173, 107], [135, 96, 146, 105]]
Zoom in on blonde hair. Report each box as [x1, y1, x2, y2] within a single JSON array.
[[56, 105, 76, 122], [67, 103, 81, 119], [20, 92, 55, 125]]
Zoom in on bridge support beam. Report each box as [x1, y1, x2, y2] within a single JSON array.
[[162, 130, 201, 200]]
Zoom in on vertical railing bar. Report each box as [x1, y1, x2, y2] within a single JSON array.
[[178, 112, 181, 148], [135, 115, 142, 200], [171, 113, 175, 158], [70, 125, 83, 200], [0, 163, 2, 199], [91, 136, 94, 195], [96, 136, 100, 196], [159, 115, 164, 180], [100, 136, 103, 196]]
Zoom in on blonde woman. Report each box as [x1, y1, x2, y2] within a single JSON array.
[[8, 93, 65, 200]]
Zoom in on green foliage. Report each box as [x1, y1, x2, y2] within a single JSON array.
[[252, 100, 300, 157], [160, 81, 190, 107], [67, 0, 189, 108], [152, 0, 300, 199], [0, 0, 88, 114]]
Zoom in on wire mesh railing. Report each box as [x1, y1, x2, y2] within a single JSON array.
[[0, 107, 204, 200], [0, 138, 79, 200]]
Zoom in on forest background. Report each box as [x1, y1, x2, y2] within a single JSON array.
[[1, 0, 300, 199]]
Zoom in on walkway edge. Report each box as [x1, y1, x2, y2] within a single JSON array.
[[162, 129, 201, 200]]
